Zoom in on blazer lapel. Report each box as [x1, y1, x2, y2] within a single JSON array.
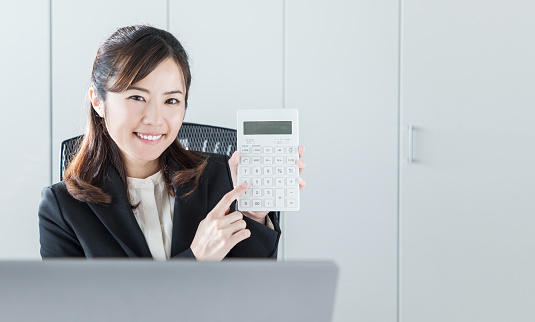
[[170, 166, 208, 257], [87, 164, 152, 257]]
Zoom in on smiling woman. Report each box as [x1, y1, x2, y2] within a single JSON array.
[[90, 58, 187, 179], [37, 25, 299, 261]]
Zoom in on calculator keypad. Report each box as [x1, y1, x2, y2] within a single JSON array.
[[238, 145, 299, 211]]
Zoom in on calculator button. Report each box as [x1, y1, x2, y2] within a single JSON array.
[[286, 156, 297, 165], [241, 177, 250, 184], [275, 178, 284, 186], [263, 167, 273, 176], [241, 167, 250, 176], [241, 157, 250, 165], [252, 147, 262, 154], [252, 167, 261, 175], [275, 189, 285, 207], [252, 157, 261, 165], [286, 167, 297, 176], [264, 157, 273, 165], [275, 167, 284, 176], [240, 146, 250, 154], [241, 199, 250, 208], [275, 156, 284, 165], [287, 146, 297, 154], [253, 189, 262, 197], [264, 147, 273, 154], [264, 199, 274, 207], [287, 199, 297, 208], [275, 147, 284, 153], [252, 178, 262, 186], [253, 200, 262, 208], [264, 189, 273, 198], [263, 178, 273, 186], [243, 188, 250, 196], [287, 189, 297, 197], [286, 178, 296, 186]]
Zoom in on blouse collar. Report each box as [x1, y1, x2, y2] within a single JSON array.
[[127, 170, 165, 189]]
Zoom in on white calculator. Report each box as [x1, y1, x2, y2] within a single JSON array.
[[237, 109, 300, 212]]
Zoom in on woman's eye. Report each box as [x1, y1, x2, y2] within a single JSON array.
[[166, 98, 180, 105], [129, 95, 145, 102]]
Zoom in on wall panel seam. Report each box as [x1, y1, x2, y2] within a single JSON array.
[[49, 0, 53, 185], [281, 0, 287, 261], [397, 0, 403, 321], [166, 0, 170, 31]]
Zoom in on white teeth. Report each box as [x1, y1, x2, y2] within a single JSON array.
[[136, 133, 162, 141]]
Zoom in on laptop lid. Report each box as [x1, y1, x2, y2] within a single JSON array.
[[0, 260, 338, 322]]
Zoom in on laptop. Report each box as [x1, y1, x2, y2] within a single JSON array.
[[0, 260, 338, 322]]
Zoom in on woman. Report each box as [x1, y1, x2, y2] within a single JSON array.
[[38, 25, 306, 261]]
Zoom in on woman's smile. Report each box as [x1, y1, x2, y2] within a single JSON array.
[[135, 132, 165, 144]]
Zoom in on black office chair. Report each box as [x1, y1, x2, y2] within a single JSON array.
[[60, 122, 237, 181]]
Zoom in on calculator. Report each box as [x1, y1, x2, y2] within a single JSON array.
[[237, 109, 300, 212]]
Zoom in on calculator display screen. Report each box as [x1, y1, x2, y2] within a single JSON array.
[[243, 121, 292, 135]]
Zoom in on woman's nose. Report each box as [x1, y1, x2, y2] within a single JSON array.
[[142, 102, 164, 125]]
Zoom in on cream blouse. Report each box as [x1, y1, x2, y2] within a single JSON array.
[[127, 171, 275, 261], [127, 171, 173, 260]]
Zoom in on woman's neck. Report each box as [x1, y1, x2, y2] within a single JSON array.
[[123, 156, 160, 179]]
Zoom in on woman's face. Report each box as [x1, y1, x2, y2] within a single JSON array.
[[92, 58, 186, 175]]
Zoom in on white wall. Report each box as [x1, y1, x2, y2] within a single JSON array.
[[0, 1, 50, 259]]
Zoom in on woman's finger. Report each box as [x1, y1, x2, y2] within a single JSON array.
[[228, 218, 248, 236], [209, 182, 248, 217], [229, 151, 239, 167], [218, 211, 244, 228], [298, 177, 307, 190], [298, 159, 306, 175], [230, 228, 251, 245], [298, 145, 305, 158], [229, 151, 240, 187]]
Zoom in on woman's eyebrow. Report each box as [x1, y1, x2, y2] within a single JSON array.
[[127, 86, 183, 95]]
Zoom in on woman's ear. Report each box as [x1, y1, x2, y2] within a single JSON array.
[[89, 87, 104, 117]]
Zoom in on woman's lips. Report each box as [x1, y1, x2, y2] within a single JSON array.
[[134, 132, 165, 144]]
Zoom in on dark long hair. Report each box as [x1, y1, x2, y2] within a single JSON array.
[[64, 25, 207, 205]]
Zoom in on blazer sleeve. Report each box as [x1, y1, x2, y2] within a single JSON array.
[[172, 248, 196, 259], [38, 186, 85, 258], [228, 213, 281, 258], [219, 155, 282, 259]]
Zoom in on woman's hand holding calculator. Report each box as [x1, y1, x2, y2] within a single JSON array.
[[229, 145, 307, 225]]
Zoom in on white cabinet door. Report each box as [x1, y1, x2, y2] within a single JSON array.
[[52, 0, 167, 182], [168, 0, 284, 129], [400, 1, 535, 321], [0, 1, 50, 259], [286, 1, 399, 321]]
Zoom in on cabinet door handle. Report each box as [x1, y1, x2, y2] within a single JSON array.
[[408, 125, 413, 163]]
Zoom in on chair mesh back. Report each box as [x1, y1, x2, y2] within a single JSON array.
[[60, 122, 237, 181], [177, 123, 237, 156]]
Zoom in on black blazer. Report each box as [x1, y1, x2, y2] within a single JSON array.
[[38, 153, 281, 259]]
